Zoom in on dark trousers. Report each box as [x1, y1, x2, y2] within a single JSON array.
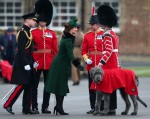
[[88, 71, 117, 110], [32, 69, 50, 109], [4, 84, 32, 111], [88, 71, 96, 109]]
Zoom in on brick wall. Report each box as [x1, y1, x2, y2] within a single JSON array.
[[120, 0, 150, 55]]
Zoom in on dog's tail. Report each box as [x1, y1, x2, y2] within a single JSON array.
[[137, 95, 147, 108]]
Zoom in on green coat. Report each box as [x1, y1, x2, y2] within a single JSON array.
[[45, 32, 76, 96]]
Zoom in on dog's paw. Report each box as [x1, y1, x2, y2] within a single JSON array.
[[131, 112, 137, 115], [121, 111, 128, 115], [99, 111, 108, 116], [93, 111, 99, 116]]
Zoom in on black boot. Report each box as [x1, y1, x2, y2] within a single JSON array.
[[41, 90, 51, 114], [53, 95, 69, 115], [22, 109, 39, 114], [4, 106, 14, 115], [42, 108, 51, 114], [32, 107, 40, 114]]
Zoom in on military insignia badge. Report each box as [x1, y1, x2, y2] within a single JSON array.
[[132, 88, 136, 92], [96, 35, 102, 40], [44, 32, 53, 38]]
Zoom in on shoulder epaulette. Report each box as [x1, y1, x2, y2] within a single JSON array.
[[85, 30, 92, 36], [16, 28, 24, 39], [16, 28, 32, 49], [102, 30, 113, 39]]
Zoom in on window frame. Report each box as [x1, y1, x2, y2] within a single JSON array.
[[0, 0, 24, 29], [50, 0, 78, 31]]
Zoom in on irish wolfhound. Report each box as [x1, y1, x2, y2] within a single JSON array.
[[90, 66, 147, 115]]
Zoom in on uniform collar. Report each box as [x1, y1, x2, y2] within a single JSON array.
[[95, 28, 103, 34], [63, 31, 75, 39], [38, 26, 47, 30], [23, 24, 30, 31]]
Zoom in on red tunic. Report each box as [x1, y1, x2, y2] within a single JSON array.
[[100, 30, 120, 69], [81, 29, 104, 71], [32, 28, 58, 70], [90, 68, 138, 96]]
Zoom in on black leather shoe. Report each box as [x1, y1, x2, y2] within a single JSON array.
[[4, 107, 14, 115], [86, 109, 95, 114], [107, 110, 116, 115], [42, 108, 51, 114], [32, 108, 40, 114], [22, 109, 39, 114]]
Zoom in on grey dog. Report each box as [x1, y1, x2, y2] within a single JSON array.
[[90, 66, 147, 116]]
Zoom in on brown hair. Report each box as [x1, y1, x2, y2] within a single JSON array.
[[63, 23, 72, 33]]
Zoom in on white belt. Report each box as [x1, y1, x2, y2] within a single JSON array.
[[113, 49, 118, 52], [102, 49, 118, 54]]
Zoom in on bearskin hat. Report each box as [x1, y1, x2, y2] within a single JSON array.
[[34, 0, 53, 26], [97, 5, 117, 28]]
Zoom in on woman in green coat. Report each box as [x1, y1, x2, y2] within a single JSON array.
[[45, 19, 84, 115]]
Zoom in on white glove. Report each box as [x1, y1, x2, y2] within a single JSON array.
[[33, 62, 39, 68], [24, 65, 31, 71], [86, 59, 92, 65], [97, 62, 103, 67]]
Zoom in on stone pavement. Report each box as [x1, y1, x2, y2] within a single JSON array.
[[0, 77, 149, 119]]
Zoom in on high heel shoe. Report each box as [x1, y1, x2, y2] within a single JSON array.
[[53, 106, 69, 115]]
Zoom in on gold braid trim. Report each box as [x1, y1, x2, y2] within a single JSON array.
[[16, 29, 32, 49], [16, 31, 21, 43], [24, 30, 32, 49]]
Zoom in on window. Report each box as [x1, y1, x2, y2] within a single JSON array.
[[0, 0, 24, 29], [94, 0, 120, 33], [50, 0, 77, 31]]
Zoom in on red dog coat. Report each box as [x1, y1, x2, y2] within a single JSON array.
[[90, 68, 138, 95]]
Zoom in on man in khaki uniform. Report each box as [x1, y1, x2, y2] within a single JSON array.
[[71, 25, 84, 85]]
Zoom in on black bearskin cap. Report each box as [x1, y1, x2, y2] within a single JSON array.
[[97, 5, 117, 27], [34, 0, 53, 26]]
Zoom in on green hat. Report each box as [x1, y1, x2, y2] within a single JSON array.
[[68, 18, 78, 28]]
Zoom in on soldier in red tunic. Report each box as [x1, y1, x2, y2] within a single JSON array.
[[31, 0, 58, 114], [96, 5, 121, 115], [81, 15, 104, 114]]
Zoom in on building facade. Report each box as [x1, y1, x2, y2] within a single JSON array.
[[120, 0, 150, 55], [0, 0, 150, 55]]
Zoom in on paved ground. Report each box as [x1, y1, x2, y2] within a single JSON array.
[[0, 77, 149, 119]]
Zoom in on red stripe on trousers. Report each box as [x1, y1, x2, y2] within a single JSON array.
[[3, 85, 23, 108]]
